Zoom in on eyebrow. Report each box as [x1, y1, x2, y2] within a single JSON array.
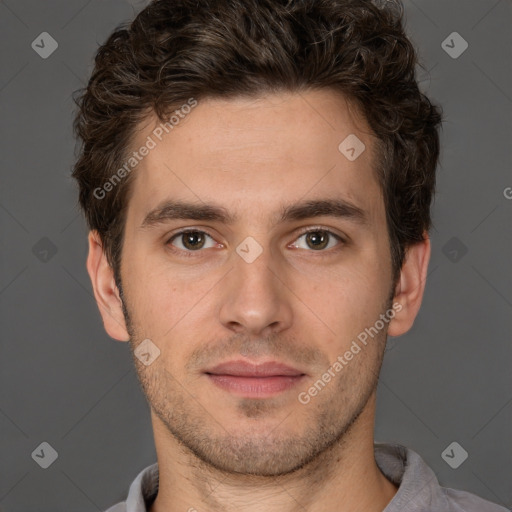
[[139, 198, 368, 230]]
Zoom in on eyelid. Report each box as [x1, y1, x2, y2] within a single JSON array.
[[294, 225, 347, 242]]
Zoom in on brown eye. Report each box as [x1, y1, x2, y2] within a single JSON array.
[[291, 229, 342, 251], [305, 231, 329, 250], [168, 230, 216, 252]]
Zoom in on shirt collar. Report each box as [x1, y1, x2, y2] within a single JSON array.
[[374, 443, 447, 511], [126, 461, 158, 512]]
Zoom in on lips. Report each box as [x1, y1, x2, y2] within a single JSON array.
[[204, 360, 306, 398], [205, 360, 305, 377]]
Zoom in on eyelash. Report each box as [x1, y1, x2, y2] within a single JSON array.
[[165, 227, 345, 258]]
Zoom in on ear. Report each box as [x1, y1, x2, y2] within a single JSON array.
[[86, 230, 130, 342], [387, 233, 431, 337]]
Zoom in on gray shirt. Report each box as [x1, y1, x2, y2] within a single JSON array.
[[104, 443, 509, 512]]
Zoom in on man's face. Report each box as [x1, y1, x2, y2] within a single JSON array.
[[117, 90, 395, 476]]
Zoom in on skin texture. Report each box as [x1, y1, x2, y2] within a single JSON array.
[[87, 89, 430, 512]]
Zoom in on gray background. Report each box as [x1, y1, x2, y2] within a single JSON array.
[[0, 0, 511, 510]]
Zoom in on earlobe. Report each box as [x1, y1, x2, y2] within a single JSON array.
[[86, 230, 130, 342], [387, 234, 431, 337]]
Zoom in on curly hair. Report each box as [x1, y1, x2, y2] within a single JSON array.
[[72, 0, 443, 287]]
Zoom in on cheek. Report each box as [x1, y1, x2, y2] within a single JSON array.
[[291, 254, 390, 341], [122, 256, 220, 352]]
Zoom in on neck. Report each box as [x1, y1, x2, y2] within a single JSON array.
[[149, 394, 398, 512]]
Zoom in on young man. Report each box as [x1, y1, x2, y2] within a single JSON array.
[[72, 0, 507, 511]]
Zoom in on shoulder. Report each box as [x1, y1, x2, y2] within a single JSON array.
[[374, 443, 509, 512], [441, 486, 509, 512]]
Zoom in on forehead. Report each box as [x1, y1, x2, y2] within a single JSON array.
[[124, 89, 383, 228]]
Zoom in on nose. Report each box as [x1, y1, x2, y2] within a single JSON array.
[[218, 243, 293, 338]]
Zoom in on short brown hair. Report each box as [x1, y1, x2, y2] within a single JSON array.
[[72, 0, 443, 287]]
